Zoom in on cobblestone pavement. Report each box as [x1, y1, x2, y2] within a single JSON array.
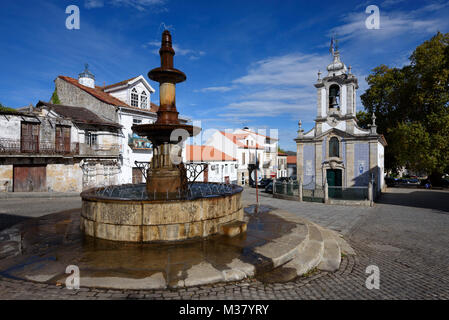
[[0, 188, 448, 299], [0, 197, 82, 231]]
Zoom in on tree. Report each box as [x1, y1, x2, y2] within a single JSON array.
[[0, 102, 16, 112], [356, 111, 371, 129], [360, 32, 449, 180]]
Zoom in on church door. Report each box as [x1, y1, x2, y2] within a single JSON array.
[[327, 169, 342, 198]]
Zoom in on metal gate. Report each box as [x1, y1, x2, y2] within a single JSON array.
[[13, 165, 47, 192], [302, 181, 324, 203]]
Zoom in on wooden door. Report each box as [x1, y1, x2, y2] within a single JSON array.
[[56, 126, 71, 153], [132, 167, 143, 184], [13, 165, 47, 192], [21, 122, 39, 153]]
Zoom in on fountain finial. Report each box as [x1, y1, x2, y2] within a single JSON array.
[[160, 30, 175, 69]]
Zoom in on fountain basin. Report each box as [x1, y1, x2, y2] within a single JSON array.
[[80, 183, 245, 242]]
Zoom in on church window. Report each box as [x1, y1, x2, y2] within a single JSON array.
[[329, 137, 339, 157], [141, 91, 148, 109], [131, 88, 139, 107]]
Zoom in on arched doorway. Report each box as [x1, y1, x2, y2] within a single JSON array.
[[327, 169, 342, 198], [326, 169, 342, 186]]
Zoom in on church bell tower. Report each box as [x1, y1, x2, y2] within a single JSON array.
[[314, 42, 359, 135]]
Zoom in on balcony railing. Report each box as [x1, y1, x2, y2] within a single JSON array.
[[0, 138, 119, 157]]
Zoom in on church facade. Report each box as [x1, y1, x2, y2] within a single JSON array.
[[295, 49, 387, 194]]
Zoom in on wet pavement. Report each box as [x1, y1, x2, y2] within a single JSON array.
[[0, 205, 307, 289]]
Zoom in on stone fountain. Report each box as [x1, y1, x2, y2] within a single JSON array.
[[79, 31, 246, 242], [0, 31, 354, 291]]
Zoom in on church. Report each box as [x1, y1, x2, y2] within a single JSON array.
[[295, 46, 387, 195]]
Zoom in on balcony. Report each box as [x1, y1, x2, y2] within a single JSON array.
[[0, 138, 119, 157], [128, 134, 152, 151]]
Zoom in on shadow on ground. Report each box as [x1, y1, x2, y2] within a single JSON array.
[[0, 214, 31, 232], [378, 190, 449, 213]]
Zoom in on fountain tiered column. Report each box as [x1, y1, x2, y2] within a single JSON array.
[[132, 30, 197, 200]]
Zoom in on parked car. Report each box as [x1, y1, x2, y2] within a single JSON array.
[[264, 181, 273, 193], [250, 178, 272, 188], [385, 177, 397, 187], [407, 178, 420, 185]]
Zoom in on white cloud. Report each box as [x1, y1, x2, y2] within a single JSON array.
[[222, 100, 313, 118], [210, 52, 331, 119], [330, 5, 449, 43], [86, 0, 166, 11], [85, 0, 104, 8], [145, 41, 205, 60], [195, 86, 234, 93], [233, 53, 328, 87]]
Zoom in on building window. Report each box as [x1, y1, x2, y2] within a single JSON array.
[[329, 137, 339, 157], [131, 88, 139, 107], [133, 118, 142, 124], [86, 131, 98, 147], [141, 91, 147, 109], [242, 153, 245, 165]]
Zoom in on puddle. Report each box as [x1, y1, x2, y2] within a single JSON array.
[[0, 205, 299, 287]]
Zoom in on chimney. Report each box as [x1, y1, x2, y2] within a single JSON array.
[[78, 63, 95, 88]]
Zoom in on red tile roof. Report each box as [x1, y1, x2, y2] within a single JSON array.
[[58, 76, 159, 113], [242, 128, 279, 141], [36, 101, 121, 128], [186, 145, 236, 161], [219, 131, 264, 149], [287, 155, 297, 164], [100, 77, 138, 91]]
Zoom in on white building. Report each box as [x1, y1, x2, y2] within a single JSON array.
[[185, 145, 238, 184], [204, 128, 279, 185]]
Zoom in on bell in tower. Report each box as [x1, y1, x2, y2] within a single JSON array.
[[329, 84, 340, 109]]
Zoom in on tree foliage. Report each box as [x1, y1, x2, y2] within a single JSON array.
[[51, 89, 61, 105], [0, 102, 16, 112], [360, 32, 449, 177]]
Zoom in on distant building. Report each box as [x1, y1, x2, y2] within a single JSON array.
[[277, 153, 288, 178], [185, 145, 238, 184], [287, 155, 297, 177], [295, 49, 387, 192], [204, 128, 280, 185]]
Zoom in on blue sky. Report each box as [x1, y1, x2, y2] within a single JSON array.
[[1, 0, 448, 151]]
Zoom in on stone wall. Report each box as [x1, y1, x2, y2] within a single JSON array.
[[80, 188, 244, 242], [46, 162, 83, 192], [55, 78, 118, 123], [0, 165, 13, 192]]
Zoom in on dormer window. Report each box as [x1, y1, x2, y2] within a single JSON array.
[[131, 88, 139, 107], [329, 137, 340, 157], [141, 91, 147, 109]]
